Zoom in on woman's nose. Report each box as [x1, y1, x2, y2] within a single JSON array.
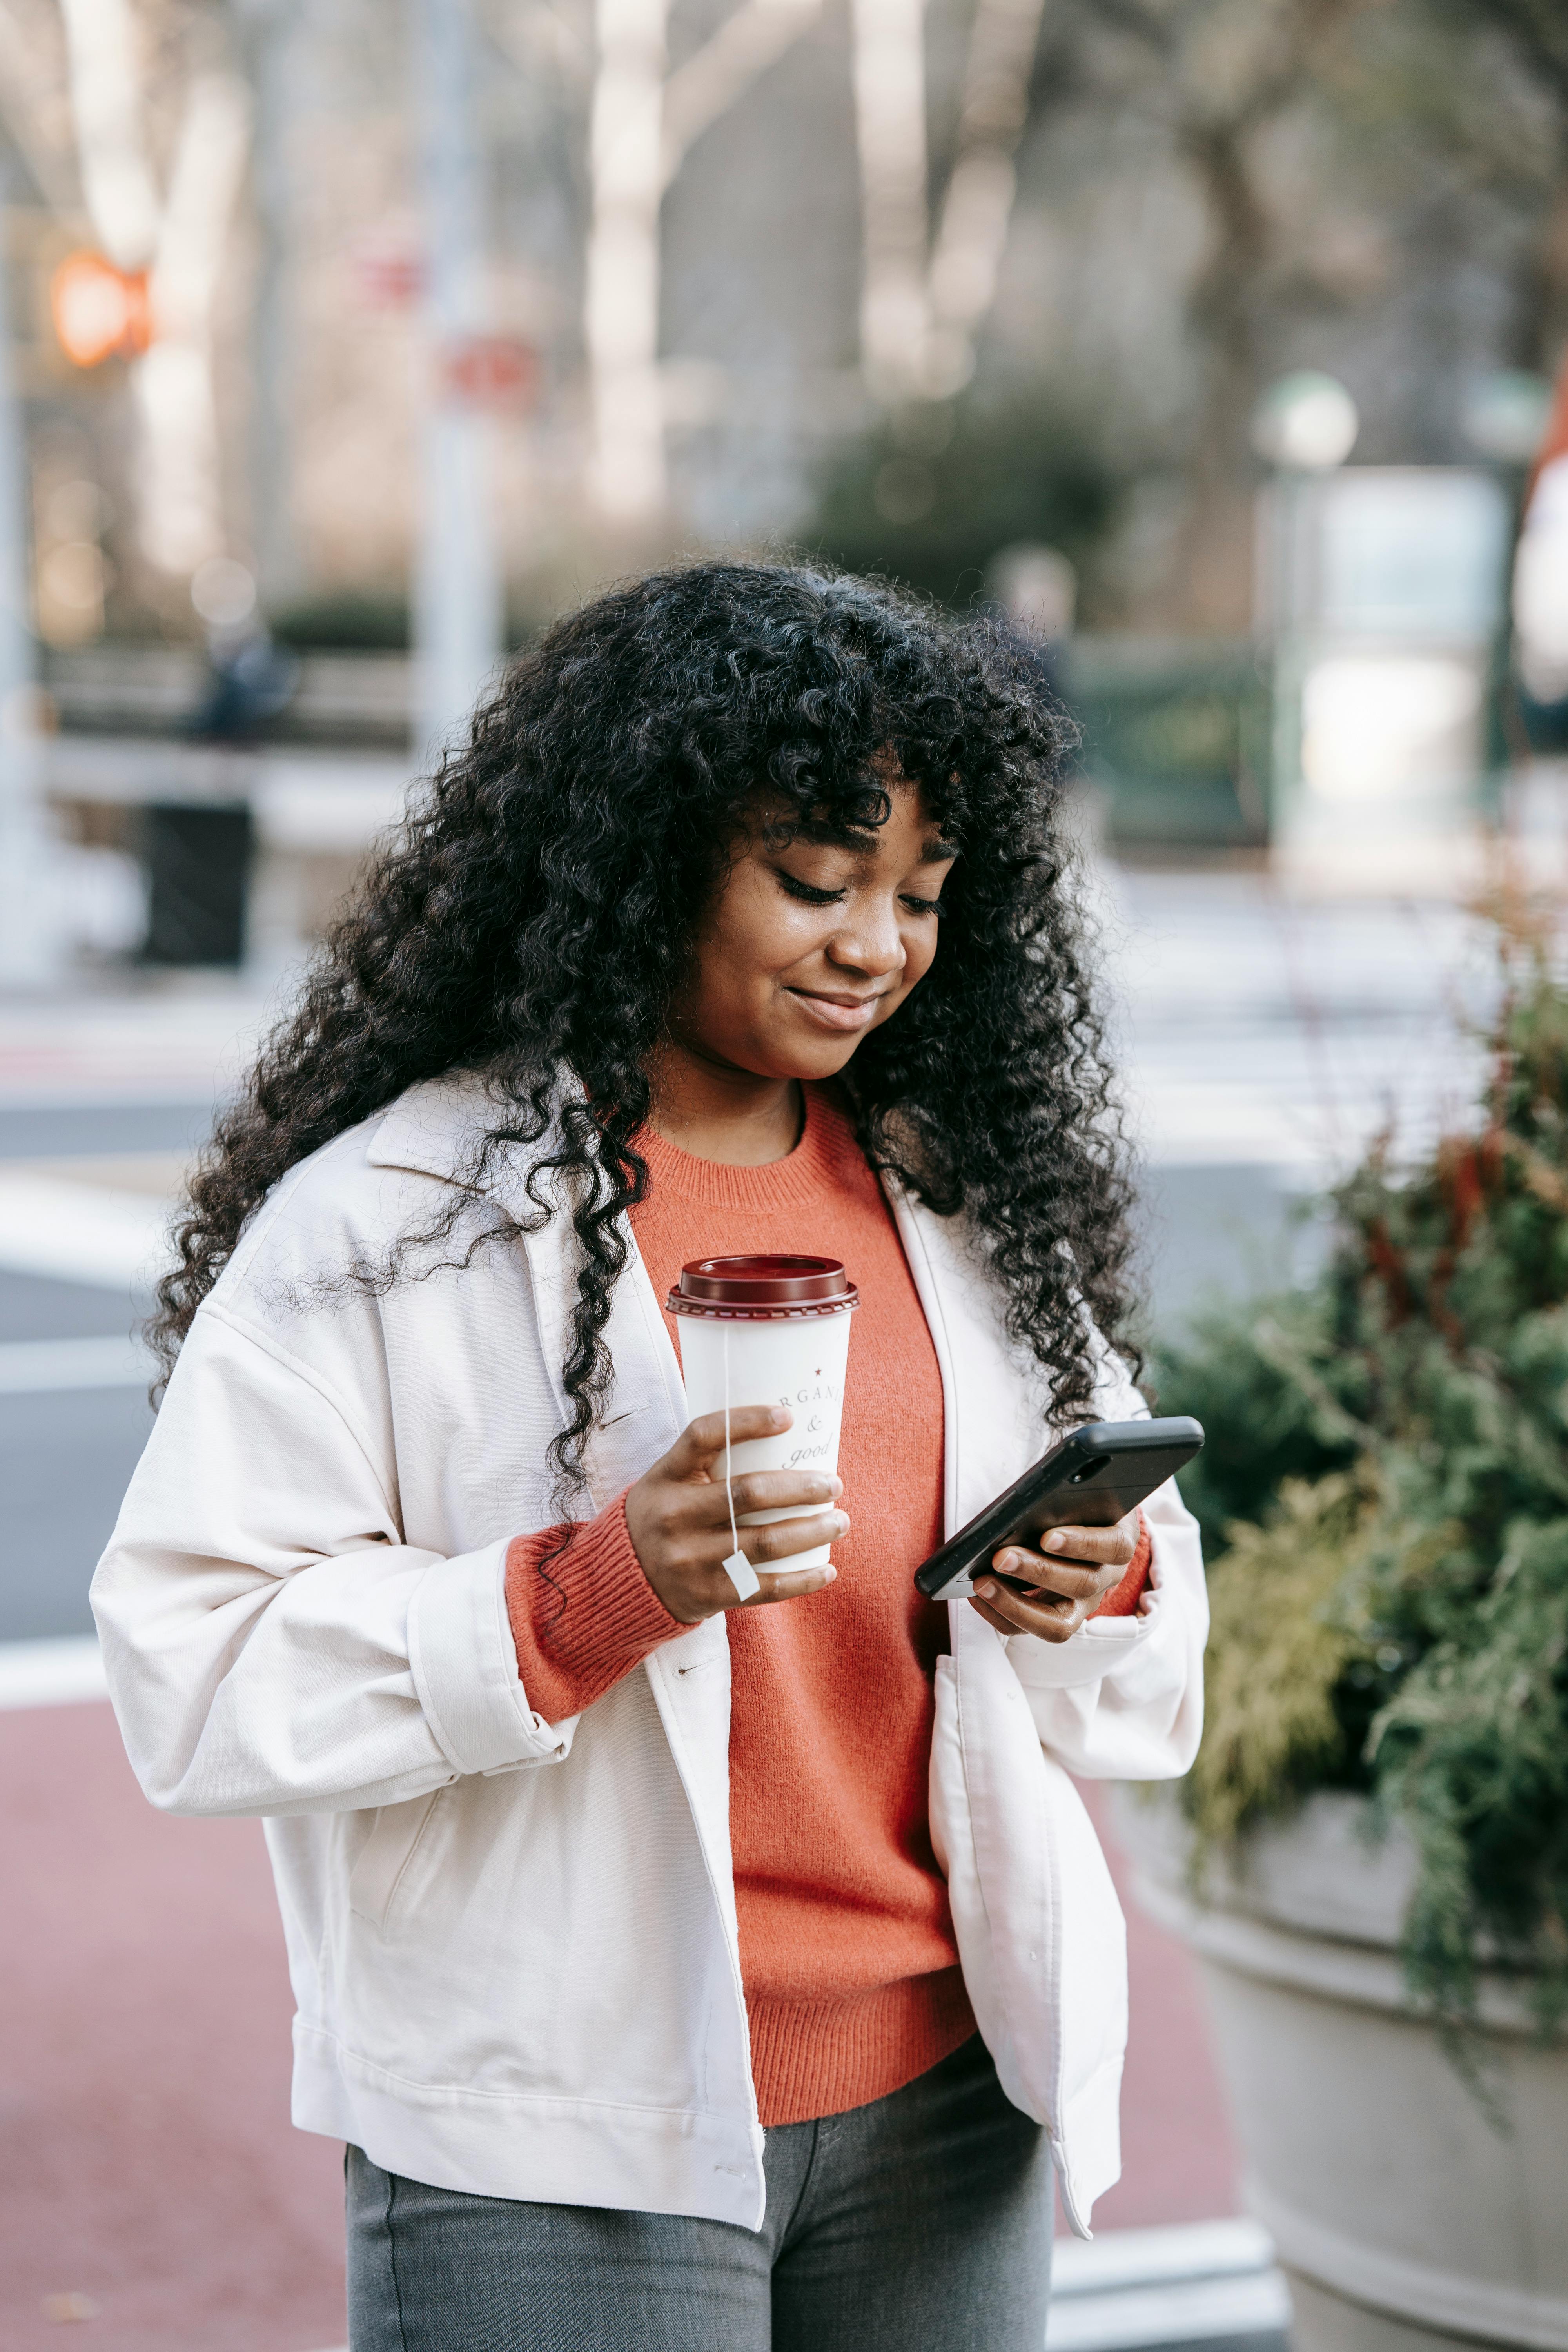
[[826, 898, 905, 976]]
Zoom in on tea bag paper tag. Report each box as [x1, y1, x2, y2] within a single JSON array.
[[722, 1549, 760, 1602]]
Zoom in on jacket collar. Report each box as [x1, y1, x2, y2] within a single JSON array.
[[365, 1070, 590, 1196], [365, 1072, 499, 1182]]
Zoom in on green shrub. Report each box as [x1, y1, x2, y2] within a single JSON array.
[[1155, 903, 1568, 2035], [804, 394, 1114, 608]]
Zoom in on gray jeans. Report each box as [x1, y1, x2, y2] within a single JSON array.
[[345, 2034, 1054, 2351]]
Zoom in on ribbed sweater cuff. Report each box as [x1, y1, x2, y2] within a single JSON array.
[[747, 1966, 977, 2127], [504, 1494, 685, 1725], [1091, 1509, 1152, 1620]]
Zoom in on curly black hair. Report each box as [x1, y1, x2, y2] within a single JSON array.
[[152, 560, 1141, 1500]]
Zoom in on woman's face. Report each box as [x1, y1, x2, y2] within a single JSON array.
[[672, 784, 958, 1083]]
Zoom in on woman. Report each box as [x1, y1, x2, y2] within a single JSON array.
[[93, 562, 1205, 2351]]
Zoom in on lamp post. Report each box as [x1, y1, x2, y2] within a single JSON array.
[[1256, 371, 1512, 894], [1252, 372, 1359, 873], [410, 0, 504, 763], [0, 192, 64, 987]]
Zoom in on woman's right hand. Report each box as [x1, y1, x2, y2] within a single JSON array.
[[624, 1406, 848, 1624]]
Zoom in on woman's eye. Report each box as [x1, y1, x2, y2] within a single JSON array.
[[900, 895, 944, 917], [775, 872, 846, 906]]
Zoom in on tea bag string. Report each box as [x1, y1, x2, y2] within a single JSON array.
[[723, 1321, 740, 1559], [720, 1319, 760, 1602]]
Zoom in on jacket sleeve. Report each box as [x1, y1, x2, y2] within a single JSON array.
[[503, 1495, 685, 1723], [91, 1303, 576, 1820], [1001, 1472, 1208, 1779]]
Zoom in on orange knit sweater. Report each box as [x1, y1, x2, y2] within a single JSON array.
[[503, 1085, 1150, 2125]]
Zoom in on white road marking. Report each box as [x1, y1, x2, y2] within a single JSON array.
[[0, 1334, 152, 1392], [0, 1169, 174, 1289], [1046, 2270, 1291, 2348], [0, 1634, 108, 1710], [1049, 2220, 1289, 2348]]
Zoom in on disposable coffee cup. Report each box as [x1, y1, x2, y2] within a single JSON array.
[[668, 1255, 859, 1572]]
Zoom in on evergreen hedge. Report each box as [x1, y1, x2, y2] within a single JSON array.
[[1155, 904, 1568, 2039]]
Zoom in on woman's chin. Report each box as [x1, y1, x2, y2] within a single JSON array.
[[763, 1031, 869, 1083]]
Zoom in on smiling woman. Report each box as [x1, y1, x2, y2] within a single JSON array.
[[149, 561, 1140, 1490], [93, 563, 1207, 2352], [652, 789, 958, 1158]]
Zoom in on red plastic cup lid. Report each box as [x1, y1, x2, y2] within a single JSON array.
[[666, 1254, 859, 1320]]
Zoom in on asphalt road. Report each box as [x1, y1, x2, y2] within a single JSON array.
[[0, 1099, 1310, 1649], [0, 1099, 1292, 2352], [0, 1102, 203, 1645]]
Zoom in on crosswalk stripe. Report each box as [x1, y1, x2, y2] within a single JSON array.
[[0, 1635, 108, 1710], [0, 1335, 152, 1393]]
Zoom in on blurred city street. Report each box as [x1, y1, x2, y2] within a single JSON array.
[[0, 860, 1497, 1655], [0, 853, 1499, 2350], [1, 0, 1566, 2342]]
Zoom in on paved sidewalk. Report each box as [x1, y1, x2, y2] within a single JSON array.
[[17, 860, 1470, 2346], [0, 1701, 344, 2352], [0, 1697, 1241, 2350]]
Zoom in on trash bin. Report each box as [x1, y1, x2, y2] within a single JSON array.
[[140, 802, 255, 967], [1065, 639, 1274, 849]]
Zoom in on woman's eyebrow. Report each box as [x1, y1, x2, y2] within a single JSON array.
[[791, 816, 877, 849], [922, 837, 961, 863]]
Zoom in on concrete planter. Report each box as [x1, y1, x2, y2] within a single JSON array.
[[1114, 1789, 1568, 2352]]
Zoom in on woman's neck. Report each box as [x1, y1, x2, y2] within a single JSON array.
[[644, 1045, 805, 1166]]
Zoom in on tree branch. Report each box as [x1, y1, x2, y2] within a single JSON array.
[[1459, 0, 1568, 112], [661, 0, 822, 189]]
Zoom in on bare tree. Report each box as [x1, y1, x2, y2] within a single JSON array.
[[1052, 0, 1362, 625], [55, 0, 251, 590], [583, 0, 824, 526]]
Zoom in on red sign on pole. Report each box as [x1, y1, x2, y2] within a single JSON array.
[[442, 336, 539, 411]]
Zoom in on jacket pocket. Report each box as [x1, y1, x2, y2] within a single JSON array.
[[348, 1790, 446, 1933]]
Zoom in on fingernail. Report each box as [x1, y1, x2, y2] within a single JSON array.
[[823, 1564, 837, 1583], [1045, 1531, 1066, 1551], [828, 1477, 844, 1497], [976, 1579, 997, 1599]]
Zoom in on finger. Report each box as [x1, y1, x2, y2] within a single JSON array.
[[679, 1472, 843, 1535], [990, 1546, 1117, 1604], [746, 1561, 838, 1607], [693, 1556, 837, 1615], [744, 1510, 850, 1566], [723, 1469, 844, 1521], [968, 1593, 1018, 1637], [673, 1405, 792, 1475], [971, 1576, 1089, 1644], [1029, 1517, 1138, 1569]]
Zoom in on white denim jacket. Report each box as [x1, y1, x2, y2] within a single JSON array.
[[91, 1076, 1207, 2237]]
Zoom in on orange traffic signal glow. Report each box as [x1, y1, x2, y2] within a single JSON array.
[[51, 252, 152, 368]]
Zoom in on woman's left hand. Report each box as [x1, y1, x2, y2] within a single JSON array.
[[969, 1513, 1139, 1644]]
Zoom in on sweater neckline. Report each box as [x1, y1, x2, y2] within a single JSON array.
[[633, 1084, 854, 1209]]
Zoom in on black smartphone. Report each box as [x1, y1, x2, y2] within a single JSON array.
[[912, 1417, 1204, 1602]]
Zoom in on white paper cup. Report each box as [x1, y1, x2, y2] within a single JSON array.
[[669, 1255, 858, 1572]]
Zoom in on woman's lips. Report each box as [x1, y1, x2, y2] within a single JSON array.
[[785, 988, 886, 1032]]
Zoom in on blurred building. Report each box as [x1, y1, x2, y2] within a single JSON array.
[[0, 0, 1559, 958], [1, 0, 1562, 646]]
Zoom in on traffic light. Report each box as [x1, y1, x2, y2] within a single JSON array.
[[50, 252, 151, 370]]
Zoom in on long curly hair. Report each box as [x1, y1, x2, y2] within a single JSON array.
[[152, 560, 1142, 1498]]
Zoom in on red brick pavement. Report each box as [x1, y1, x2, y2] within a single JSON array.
[[1, 1704, 343, 2352], [0, 1705, 1238, 2352]]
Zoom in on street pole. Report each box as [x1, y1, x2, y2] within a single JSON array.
[[410, 0, 503, 764], [0, 190, 64, 987], [584, 0, 670, 527], [237, 0, 302, 611]]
